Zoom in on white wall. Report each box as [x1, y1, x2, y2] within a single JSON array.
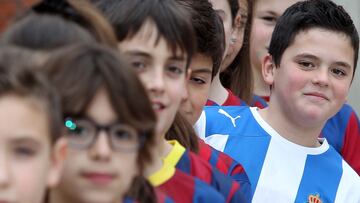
[[333, 0, 360, 114]]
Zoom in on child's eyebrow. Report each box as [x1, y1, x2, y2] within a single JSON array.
[[169, 55, 186, 62], [333, 61, 352, 70], [294, 53, 319, 61], [10, 137, 42, 146], [124, 50, 152, 59], [295, 53, 352, 69], [192, 68, 212, 74]]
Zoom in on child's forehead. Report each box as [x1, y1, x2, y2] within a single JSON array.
[[0, 94, 51, 142], [254, 0, 300, 13], [119, 20, 187, 59], [283, 28, 354, 66]]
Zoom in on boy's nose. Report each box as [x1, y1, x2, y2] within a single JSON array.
[[147, 69, 165, 95], [312, 68, 329, 87]]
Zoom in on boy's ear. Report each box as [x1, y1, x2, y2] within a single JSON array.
[[262, 54, 275, 86], [47, 137, 67, 188]]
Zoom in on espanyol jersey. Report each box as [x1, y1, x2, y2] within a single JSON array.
[[195, 106, 360, 202]]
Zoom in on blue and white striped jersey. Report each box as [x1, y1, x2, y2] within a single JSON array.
[[195, 106, 360, 203]]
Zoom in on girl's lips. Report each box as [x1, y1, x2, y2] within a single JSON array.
[[82, 172, 116, 185], [152, 101, 166, 112]]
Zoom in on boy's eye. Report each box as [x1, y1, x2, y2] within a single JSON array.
[[298, 61, 315, 69], [14, 146, 37, 158], [166, 66, 184, 77], [190, 77, 206, 85], [331, 68, 347, 77], [131, 61, 146, 72]]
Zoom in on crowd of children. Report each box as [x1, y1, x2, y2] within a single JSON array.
[[0, 0, 359, 202]]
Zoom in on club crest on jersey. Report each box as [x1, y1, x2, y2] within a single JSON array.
[[307, 193, 322, 203]]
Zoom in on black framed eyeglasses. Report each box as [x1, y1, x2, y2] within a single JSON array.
[[64, 117, 145, 152]]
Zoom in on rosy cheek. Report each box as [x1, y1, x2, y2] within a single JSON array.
[[12, 161, 48, 202]]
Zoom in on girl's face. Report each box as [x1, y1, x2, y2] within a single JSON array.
[[223, 0, 249, 69], [118, 20, 188, 137], [209, 0, 233, 71], [0, 94, 64, 203], [55, 88, 139, 203], [249, 0, 299, 74]]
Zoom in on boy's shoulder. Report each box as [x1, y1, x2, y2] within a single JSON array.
[[196, 106, 268, 139]]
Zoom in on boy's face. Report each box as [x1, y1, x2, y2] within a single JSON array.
[[209, 0, 233, 71], [250, 0, 299, 74], [118, 20, 188, 136], [55, 88, 138, 203], [180, 54, 213, 125], [263, 28, 354, 127], [0, 94, 63, 203]]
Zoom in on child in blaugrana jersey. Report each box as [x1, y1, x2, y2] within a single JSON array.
[[94, 0, 245, 202], [0, 47, 66, 203], [196, 0, 360, 202], [176, 0, 251, 200]]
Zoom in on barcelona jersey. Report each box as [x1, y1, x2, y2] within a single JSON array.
[[148, 162, 225, 203], [164, 140, 250, 203], [197, 139, 247, 182], [206, 89, 246, 106]]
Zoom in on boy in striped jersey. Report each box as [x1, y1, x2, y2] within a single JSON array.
[[197, 0, 360, 202]]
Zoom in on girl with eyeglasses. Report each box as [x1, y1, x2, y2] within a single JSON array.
[[44, 44, 159, 203]]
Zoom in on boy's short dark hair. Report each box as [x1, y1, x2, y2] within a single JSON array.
[[178, 0, 225, 79], [0, 46, 62, 144], [269, 0, 359, 74], [95, 0, 196, 69]]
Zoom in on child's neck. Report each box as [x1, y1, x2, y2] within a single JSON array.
[[48, 190, 82, 203], [259, 105, 323, 148], [252, 66, 270, 97], [145, 135, 173, 177], [209, 73, 229, 105], [49, 193, 121, 203]]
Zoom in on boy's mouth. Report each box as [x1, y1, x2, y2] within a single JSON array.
[[303, 92, 329, 101]]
